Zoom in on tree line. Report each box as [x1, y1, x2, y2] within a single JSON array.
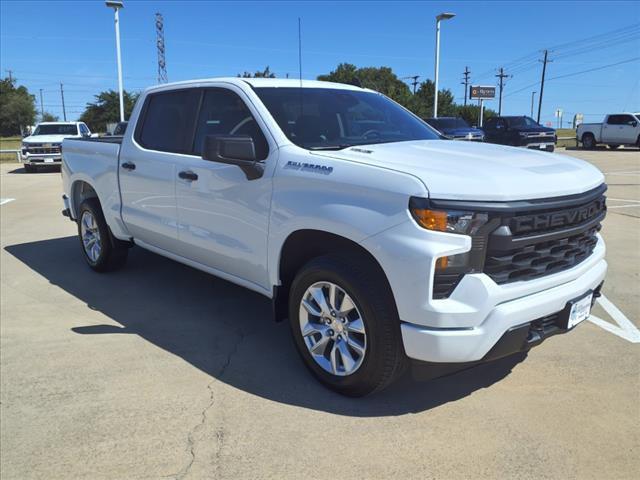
[[1, 64, 496, 135]]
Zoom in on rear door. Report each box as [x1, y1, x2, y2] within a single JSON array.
[[119, 88, 200, 252], [173, 86, 276, 290], [602, 115, 622, 143]]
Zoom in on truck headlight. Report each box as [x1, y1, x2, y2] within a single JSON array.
[[409, 197, 495, 298], [409, 198, 489, 236]]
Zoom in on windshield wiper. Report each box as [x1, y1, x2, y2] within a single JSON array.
[[307, 144, 352, 151]]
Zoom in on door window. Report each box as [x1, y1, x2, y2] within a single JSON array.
[[136, 89, 201, 154], [192, 89, 269, 160], [606, 115, 623, 125]]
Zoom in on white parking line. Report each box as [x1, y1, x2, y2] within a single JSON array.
[[607, 197, 640, 203], [0, 198, 16, 206], [588, 294, 640, 343], [608, 205, 640, 209]]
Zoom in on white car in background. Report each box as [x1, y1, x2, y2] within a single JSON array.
[[21, 122, 92, 172], [577, 113, 640, 150]]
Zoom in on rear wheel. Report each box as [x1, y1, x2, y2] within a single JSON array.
[[289, 254, 406, 397], [582, 133, 596, 150], [77, 198, 128, 272]]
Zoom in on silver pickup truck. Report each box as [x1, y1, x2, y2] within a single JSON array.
[[577, 113, 640, 149]]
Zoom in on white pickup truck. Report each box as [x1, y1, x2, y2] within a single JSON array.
[[577, 113, 640, 149], [61, 78, 607, 396], [21, 121, 92, 172]]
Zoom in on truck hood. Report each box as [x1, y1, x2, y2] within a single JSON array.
[[312, 140, 605, 201], [23, 134, 79, 144]]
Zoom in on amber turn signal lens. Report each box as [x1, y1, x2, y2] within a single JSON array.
[[435, 256, 449, 270], [411, 208, 448, 232]]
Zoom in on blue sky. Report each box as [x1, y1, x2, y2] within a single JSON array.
[[1, 0, 639, 125]]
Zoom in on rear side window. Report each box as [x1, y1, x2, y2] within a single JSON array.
[[192, 89, 269, 160], [136, 89, 200, 154], [607, 115, 623, 125]]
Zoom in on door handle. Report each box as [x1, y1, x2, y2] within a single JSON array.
[[179, 170, 198, 181], [121, 161, 136, 171]]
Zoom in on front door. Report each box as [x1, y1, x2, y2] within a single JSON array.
[[174, 86, 276, 291]]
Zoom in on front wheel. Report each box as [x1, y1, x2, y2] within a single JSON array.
[[289, 254, 406, 397], [77, 198, 128, 272], [582, 133, 596, 150]]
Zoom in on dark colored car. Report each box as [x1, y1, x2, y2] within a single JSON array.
[[113, 121, 128, 136], [483, 116, 556, 152], [423, 117, 484, 141]]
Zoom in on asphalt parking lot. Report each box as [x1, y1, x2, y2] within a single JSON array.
[[1, 148, 639, 480]]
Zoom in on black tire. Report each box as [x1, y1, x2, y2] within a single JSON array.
[[77, 198, 129, 272], [546, 145, 555, 152], [582, 133, 596, 150], [288, 254, 406, 397], [24, 164, 36, 173]]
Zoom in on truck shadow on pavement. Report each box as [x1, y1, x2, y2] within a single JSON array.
[[6, 236, 526, 417]]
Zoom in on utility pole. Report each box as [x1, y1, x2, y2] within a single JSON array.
[[403, 76, 420, 94], [39, 89, 44, 120], [409, 75, 419, 94], [461, 66, 470, 106], [530, 91, 536, 117], [495, 67, 510, 116], [60, 83, 67, 121], [106, 1, 125, 122], [537, 49, 551, 124], [155, 13, 167, 83], [5, 69, 12, 82]]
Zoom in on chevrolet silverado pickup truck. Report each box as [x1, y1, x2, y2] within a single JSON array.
[[22, 121, 92, 172], [577, 113, 640, 149], [61, 78, 607, 396], [483, 115, 556, 152]]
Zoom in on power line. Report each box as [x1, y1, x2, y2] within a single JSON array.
[[547, 56, 640, 81]]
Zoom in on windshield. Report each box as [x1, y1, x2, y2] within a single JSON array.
[[33, 124, 78, 136], [254, 87, 440, 149], [427, 117, 470, 130], [506, 116, 540, 128]]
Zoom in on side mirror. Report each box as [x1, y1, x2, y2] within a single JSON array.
[[202, 134, 264, 180], [631, 121, 638, 127]]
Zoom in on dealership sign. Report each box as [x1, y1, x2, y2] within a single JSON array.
[[469, 86, 496, 100]]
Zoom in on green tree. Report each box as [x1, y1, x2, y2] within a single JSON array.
[[0, 77, 37, 136], [455, 104, 496, 127], [408, 79, 457, 119], [238, 66, 276, 78], [41, 112, 59, 122], [318, 63, 412, 107], [79, 90, 138, 132]]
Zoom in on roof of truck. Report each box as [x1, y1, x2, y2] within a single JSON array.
[[145, 77, 370, 93]]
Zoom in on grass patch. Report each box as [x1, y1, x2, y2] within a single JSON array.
[[556, 129, 576, 148], [0, 137, 22, 163]]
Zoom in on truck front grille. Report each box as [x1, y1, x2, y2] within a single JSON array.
[[484, 226, 600, 284], [27, 145, 61, 155], [483, 191, 606, 285]]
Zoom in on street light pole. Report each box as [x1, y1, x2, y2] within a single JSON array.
[[106, 1, 125, 122], [433, 12, 455, 118]]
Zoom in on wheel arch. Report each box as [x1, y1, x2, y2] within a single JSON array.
[[272, 229, 398, 323], [70, 179, 99, 218]]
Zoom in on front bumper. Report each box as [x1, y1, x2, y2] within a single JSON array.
[[22, 153, 62, 166], [400, 257, 606, 363]]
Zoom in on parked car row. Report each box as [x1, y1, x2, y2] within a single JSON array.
[[424, 115, 557, 152]]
